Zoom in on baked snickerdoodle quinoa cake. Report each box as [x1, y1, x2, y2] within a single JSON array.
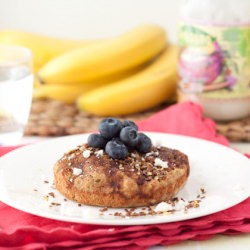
[[54, 118, 190, 208]]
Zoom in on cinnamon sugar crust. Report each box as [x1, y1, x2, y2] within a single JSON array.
[[54, 144, 190, 207]]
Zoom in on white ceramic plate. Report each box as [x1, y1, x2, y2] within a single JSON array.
[[0, 133, 250, 225]]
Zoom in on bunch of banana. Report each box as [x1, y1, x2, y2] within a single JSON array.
[[1, 25, 178, 115], [77, 45, 179, 116], [0, 30, 95, 71], [37, 24, 167, 84]]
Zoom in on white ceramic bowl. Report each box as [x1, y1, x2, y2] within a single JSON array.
[[197, 95, 250, 121], [177, 89, 250, 121]]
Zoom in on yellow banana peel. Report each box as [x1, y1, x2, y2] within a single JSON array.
[[84, 60, 153, 85], [38, 24, 167, 84], [33, 83, 105, 104], [77, 45, 179, 116], [0, 30, 96, 71]]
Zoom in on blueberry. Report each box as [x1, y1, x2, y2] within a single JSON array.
[[87, 133, 108, 149], [123, 120, 138, 131], [105, 138, 128, 159], [135, 133, 152, 153], [98, 118, 123, 139], [120, 126, 139, 148]]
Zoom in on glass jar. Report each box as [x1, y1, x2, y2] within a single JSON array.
[[178, 0, 250, 121]]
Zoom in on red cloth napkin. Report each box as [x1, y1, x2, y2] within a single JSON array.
[[0, 145, 23, 156], [138, 101, 229, 146], [0, 101, 249, 250]]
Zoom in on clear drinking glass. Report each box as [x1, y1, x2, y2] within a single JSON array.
[[0, 44, 33, 145]]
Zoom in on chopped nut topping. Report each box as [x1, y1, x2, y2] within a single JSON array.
[[145, 151, 155, 157], [95, 149, 104, 157], [48, 192, 55, 198], [154, 158, 168, 168], [82, 149, 92, 158], [69, 153, 76, 159], [154, 202, 173, 212], [73, 168, 82, 176]]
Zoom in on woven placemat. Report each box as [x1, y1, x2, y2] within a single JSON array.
[[24, 99, 165, 136], [216, 117, 250, 142], [25, 99, 250, 142]]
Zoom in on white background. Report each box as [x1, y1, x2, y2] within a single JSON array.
[[0, 0, 181, 42]]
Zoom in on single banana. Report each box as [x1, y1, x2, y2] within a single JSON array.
[[32, 61, 151, 103], [77, 45, 179, 116], [0, 30, 95, 71], [38, 24, 167, 85], [33, 83, 105, 104], [83, 60, 152, 85]]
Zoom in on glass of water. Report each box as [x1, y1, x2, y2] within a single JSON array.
[[0, 44, 33, 145]]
